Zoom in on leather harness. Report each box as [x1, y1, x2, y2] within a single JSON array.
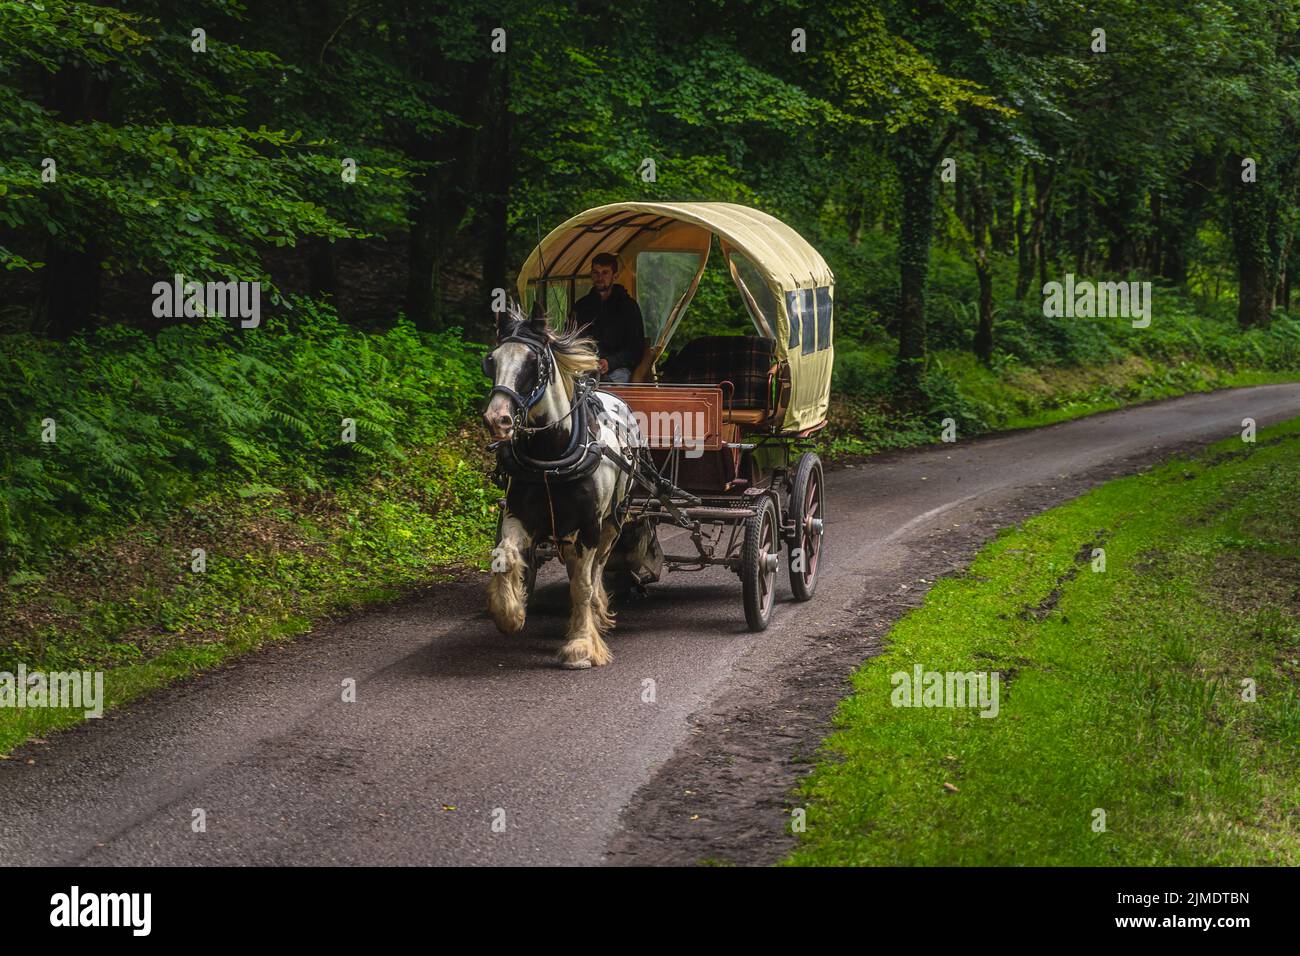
[[486, 334, 700, 544], [487, 334, 635, 486]]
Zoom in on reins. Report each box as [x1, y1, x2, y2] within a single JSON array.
[[514, 374, 595, 435]]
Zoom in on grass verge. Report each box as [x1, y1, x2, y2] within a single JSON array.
[[786, 418, 1300, 865], [0, 427, 497, 755]]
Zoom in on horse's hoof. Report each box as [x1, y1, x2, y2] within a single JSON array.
[[559, 658, 592, 670]]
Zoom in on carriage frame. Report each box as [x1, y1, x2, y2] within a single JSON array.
[[512, 202, 833, 631]]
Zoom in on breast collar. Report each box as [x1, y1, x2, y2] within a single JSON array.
[[495, 387, 614, 485]]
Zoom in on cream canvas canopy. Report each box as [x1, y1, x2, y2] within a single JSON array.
[[516, 201, 834, 431]]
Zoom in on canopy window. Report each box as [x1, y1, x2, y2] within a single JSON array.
[[636, 250, 707, 347], [723, 246, 778, 339]]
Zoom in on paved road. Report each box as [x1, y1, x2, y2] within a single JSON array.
[[3, 384, 1299, 866]]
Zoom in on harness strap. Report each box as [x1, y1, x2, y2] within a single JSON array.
[[541, 469, 561, 553], [497, 388, 605, 482]]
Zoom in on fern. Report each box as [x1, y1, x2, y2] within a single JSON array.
[[0, 299, 486, 573]]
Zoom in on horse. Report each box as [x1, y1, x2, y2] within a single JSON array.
[[482, 302, 643, 668]]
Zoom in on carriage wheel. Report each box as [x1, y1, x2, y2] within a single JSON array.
[[788, 452, 825, 602], [741, 496, 780, 631]]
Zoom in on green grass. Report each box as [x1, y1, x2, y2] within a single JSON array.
[[949, 351, 1300, 432], [786, 418, 1300, 866], [0, 432, 497, 755], [996, 366, 1300, 431], [826, 351, 1299, 457]]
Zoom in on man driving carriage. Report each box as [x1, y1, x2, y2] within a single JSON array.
[[572, 253, 645, 384]]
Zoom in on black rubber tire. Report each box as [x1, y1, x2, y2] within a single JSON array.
[[741, 496, 779, 632], [787, 452, 825, 602]]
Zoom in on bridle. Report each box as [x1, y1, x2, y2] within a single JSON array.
[[484, 334, 556, 431]]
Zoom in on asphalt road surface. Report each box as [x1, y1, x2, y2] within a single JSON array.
[[3, 384, 1299, 866]]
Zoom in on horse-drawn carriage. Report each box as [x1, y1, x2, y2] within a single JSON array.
[[484, 202, 832, 666]]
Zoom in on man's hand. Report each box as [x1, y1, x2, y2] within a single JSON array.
[[598, 358, 609, 374]]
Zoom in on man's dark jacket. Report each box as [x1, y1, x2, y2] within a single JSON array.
[[573, 283, 646, 373]]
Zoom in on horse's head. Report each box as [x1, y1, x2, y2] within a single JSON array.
[[482, 301, 553, 442]]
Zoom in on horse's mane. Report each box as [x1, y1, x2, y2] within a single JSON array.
[[507, 301, 599, 400]]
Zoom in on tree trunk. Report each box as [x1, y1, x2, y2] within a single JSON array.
[[405, 193, 445, 332], [1285, 247, 1294, 310], [1269, 210, 1290, 311], [1158, 152, 1217, 287], [1072, 182, 1088, 276], [1161, 241, 1189, 286], [1014, 165, 1033, 299], [970, 161, 994, 364], [990, 166, 1015, 254], [1275, 235, 1289, 309], [1098, 174, 1140, 274], [401, 13, 493, 331], [1230, 155, 1275, 329], [1148, 191, 1163, 275], [1032, 164, 1056, 293], [480, 57, 513, 322], [896, 172, 931, 378], [308, 238, 337, 298], [892, 126, 946, 397], [1238, 259, 1273, 328], [847, 187, 865, 246]]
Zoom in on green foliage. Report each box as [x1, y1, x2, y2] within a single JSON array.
[[0, 0, 412, 299], [1, 0, 1298, 637], [827, 285, 1300, 458], [0, 301, 484, 573]]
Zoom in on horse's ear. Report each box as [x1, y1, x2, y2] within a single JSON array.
[[495, 308, 517, 341], [527, 298, 548, 336]]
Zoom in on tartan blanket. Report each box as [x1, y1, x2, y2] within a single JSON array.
[[661, 335, 774, 409]]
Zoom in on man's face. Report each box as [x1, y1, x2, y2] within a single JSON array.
[[590, 263, 616, 293]]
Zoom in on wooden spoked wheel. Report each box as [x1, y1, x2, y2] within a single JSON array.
[[787, 453, 824, 601], [742, 496, 780, 631]]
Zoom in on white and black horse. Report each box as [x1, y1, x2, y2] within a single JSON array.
[[482, 303, 642, 668]]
